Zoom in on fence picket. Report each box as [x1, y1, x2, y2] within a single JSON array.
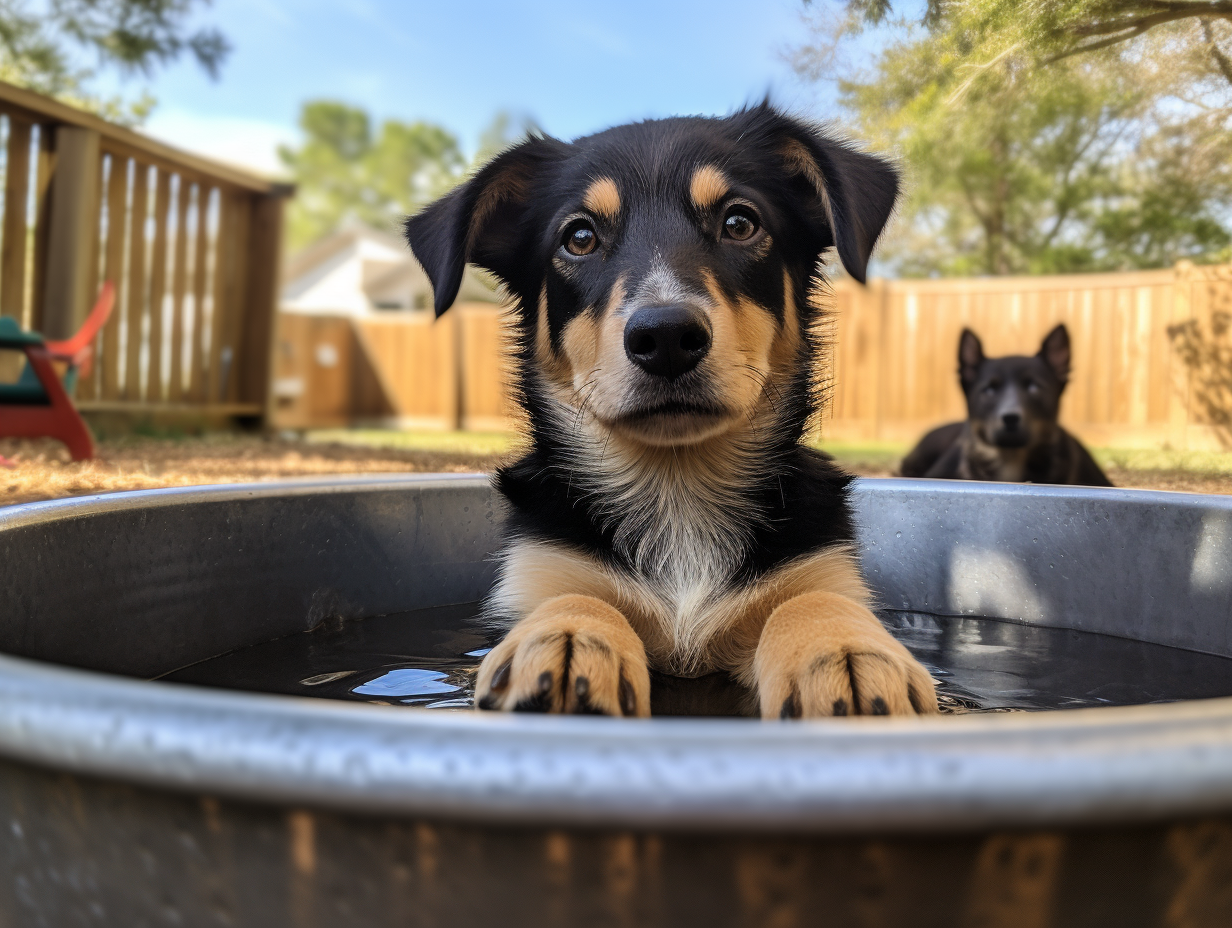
[[100, 154, 129, 400], [123, 163, 148, 399], [145, 170, 171, 401]]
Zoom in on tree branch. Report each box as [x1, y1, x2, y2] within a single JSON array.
[[1202, 18, 1232, 84], [1071, 5, 1232, 39], [1047, 26, 1149, 61]]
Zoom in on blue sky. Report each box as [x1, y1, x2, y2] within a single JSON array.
[[99, 0, 842, 176]]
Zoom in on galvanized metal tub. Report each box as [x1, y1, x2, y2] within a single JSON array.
[[2, 475, 1232, 926]]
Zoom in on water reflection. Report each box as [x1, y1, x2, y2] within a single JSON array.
[[160, 603, 1232, 716]]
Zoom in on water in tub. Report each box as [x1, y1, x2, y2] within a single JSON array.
[[159, 604, 1232, 717]]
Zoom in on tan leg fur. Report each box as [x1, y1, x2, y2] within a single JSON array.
[[754, 592, 939, 719], [475, 594, 652, 717]]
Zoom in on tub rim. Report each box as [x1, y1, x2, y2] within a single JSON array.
[[3, 474, 1232, 834]]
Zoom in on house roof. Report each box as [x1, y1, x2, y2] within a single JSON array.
[[283, 220, 500, 309], [284, 222, 409, 284]]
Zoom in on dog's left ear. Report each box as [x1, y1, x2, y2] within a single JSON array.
[[775, 117, 899, 284], [405, 136, 567, 316], [1038, 324, 1071, 385]]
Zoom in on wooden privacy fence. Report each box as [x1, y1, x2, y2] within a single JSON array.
[[276, 263, 1232, 451], [827, 262, 1232, 450], [0, 80, 290, 421], [272, 304, 515, 431]]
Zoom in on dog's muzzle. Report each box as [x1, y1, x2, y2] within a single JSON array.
[[993, 412, 1030, 448]]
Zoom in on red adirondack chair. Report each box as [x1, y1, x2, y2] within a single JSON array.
[[0, 283, 117, 461]]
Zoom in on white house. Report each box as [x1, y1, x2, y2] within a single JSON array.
[[280, 221, 499, 315]]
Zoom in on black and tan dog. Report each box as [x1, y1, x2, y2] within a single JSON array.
[[900, 325, 1112, 486], [405, 104, 938, 719]]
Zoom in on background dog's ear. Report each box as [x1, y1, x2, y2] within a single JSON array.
[[774, 115, 899, 284], [959, 328, 984, 391], [404, 137, 565, 317], [1039, 323, 1071, 385]]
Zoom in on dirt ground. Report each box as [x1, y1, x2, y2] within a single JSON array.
[[2, 433, 1231, 507]]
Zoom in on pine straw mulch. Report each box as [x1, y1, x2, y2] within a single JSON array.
[[2, 435, 1230, 508], [0, 436, 508, 508]]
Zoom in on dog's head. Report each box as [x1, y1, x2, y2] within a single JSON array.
[[405, 103, 897, 448], [958, 325, 1071, 449]]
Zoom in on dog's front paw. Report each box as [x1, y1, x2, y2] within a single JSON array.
[[475, 594, 651, 717], [754, 592, 938, 719]]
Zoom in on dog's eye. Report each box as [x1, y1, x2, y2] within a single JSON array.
[[983, 382, 999, 396], [1025, 380, 1040, 394], [563, 220, 598, 256], [723, 207, 759, 242]]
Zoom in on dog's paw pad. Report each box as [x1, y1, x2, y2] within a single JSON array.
[[756, 596, 940, 719]]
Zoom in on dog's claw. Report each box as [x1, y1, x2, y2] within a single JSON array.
[[780, 690, 802, 720], [489, 659, 512, 692], [618, 673, 637, 717]]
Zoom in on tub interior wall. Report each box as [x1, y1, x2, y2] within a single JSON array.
[[1, 477, 1231, 679], [0, 480, 503, 677]]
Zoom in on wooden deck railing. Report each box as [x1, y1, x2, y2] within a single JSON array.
[[0, 80, 291, 421]]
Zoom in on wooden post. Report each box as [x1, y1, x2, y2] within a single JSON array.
[[40, 126, 100, 339], [237, 185, 292, 423], [1, 117, 32, 324]]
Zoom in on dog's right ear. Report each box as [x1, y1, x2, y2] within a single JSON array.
[[404, 137, 566, 316], [959, 328, 984, 391]]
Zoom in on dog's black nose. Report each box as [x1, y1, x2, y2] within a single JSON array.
[[1002, 412, 1022, 430], [624, 305, 712, 380]]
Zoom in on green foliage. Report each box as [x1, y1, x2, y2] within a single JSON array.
[[279, 102, 537, 251], [800, 2, 1232, 275], [834, 0, 1232, 75], [0, 0, 228, 123]]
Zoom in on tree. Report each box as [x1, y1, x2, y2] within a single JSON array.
[[797, 2, 1232, 275], [829, 1, 1232, 86], [0, 0, 228, 122], [279, 102, 537, 251]]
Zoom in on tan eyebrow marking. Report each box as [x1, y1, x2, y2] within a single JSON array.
[[690, 165, 731, 209], [582, 176, 621, 218]]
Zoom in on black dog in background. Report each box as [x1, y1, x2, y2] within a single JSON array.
[[900, 324, 1112, 486]]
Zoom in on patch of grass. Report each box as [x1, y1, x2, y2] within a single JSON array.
[[812, 439, 910, 474], [292, 428, 1232, 480], [1093, 446, 1232, 475], [305, 429, 514, 457]]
